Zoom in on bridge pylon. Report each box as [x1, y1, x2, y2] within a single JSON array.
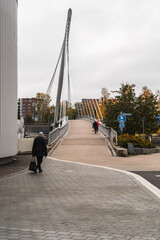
[[53, 8, 72, 129]]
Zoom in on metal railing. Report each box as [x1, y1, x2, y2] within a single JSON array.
[[48, 116, 69, 146], [81, 116, 117, 145]]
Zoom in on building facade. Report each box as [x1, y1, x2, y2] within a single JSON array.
[[0, 0, 18, 158], [18, 98, 36, 120]]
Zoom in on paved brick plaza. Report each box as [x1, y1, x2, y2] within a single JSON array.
[[0, 120, 160, 240]]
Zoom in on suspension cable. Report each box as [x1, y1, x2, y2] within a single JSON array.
[[46, 44, 63, 96], [66, 37, 71, 108]]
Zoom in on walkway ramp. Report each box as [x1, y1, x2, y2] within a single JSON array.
[[51, 119, 160, 172], [51, 120, 112, 165]]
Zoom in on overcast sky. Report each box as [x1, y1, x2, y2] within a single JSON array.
[[18, 0, 160, 104]]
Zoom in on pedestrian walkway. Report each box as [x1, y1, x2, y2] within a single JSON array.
[[52, 120, 160, 172], [0, 119, 160, 240], [51, 120, 112, 165]]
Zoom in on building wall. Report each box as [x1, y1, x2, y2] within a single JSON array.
[[17, 98, 36, 121], [0, 0, 18, 158], [21, 98, 35, 119]]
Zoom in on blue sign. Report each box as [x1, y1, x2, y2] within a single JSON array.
[[123, 113, 132, 116], [155, 115, 160, 120], [117, 114, 126, 123], [119, 123, 125, 128], [156, 120, 160, 125]]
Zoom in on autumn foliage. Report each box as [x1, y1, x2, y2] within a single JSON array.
[[117, 134, 155, 148]]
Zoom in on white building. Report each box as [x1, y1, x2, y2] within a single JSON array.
[[0, 0, 18, 158]]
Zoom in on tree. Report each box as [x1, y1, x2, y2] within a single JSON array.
[[44, 105, 55, 123], [156, 90, 160, 112], [100, 88, 110, 119], [66, 108, 78, 120], [135, 86, 159, 136], [101, 88, 110, 100], [34, 93, 54, 123], [104, 83, 136, 135], [104, 84, 159, 136], [25, 114, 34, 123]]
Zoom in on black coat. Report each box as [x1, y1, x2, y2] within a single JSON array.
[[93, 121, 98, 129], [32, 136, 47, 157]]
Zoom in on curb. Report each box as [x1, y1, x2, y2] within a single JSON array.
[[47, 156, 160, 199]]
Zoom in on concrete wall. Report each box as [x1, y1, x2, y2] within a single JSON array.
[[0, 0, 18, 158], [18, 138, 34, 153]]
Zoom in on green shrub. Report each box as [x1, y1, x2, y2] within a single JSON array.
[[118, 134, 155, 148]]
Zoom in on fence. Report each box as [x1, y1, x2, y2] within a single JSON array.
[[48, 117, 69, 146], [25, 123, 51, 135], [82, 116, 117, 145]]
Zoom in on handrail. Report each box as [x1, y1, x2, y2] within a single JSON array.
[[48, 116, 117, 146], [81, 116, 117, 145], [48, 117, 69, 146]]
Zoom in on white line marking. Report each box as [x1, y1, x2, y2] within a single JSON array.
[[47, 156, 160, 199]]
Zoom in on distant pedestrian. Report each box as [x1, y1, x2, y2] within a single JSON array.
[[32, 132, 47, 173], [92, 120, 98, 134], [96, 120, 99, 131]]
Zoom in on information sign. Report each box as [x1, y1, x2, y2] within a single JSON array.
[[155, 115, 160, 120], [117, 114, 126, 123], [123, 113, 132, 116], [119, 123, 125, 128]]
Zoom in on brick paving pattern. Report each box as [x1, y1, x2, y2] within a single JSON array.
[[0, 120, 160, 239]]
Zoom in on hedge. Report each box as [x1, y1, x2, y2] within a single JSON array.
[[117, 134, 155, 148]]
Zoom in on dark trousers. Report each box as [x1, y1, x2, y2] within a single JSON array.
[[94, 127, 98, 134], [36, 156, 43, 171]]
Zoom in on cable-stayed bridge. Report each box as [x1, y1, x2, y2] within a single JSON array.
[[43, 9, 117, 146]]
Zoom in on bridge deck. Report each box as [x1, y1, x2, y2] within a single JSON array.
[[51, 120, 111, 165], [51, 119, 160, 171]]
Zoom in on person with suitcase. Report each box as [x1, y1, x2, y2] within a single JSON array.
[[32, 132, 47, 173]]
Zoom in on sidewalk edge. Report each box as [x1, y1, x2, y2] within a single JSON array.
[[47, 156, 160, 199]]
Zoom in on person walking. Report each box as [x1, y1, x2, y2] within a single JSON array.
[[32, 132, 47, 173], [92, 120, 98, 134], [96, 120, 99, 132]]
